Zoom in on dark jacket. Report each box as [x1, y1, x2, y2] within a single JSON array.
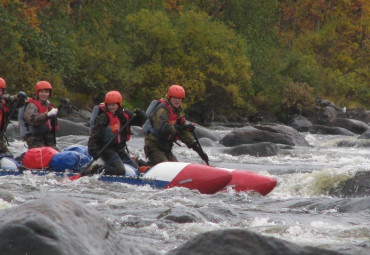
[[88, 107, 145, 158], [145, 99, 195, 152]]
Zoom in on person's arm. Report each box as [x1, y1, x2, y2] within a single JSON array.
[[131, 108, 146, 126], [152, 107, 178, 139], [88, 113, 108, 159], [23, 103, 49, 127]]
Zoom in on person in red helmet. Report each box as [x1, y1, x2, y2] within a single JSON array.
[[143, 84, 209, 166], [19, 81, 58, 149], [0, 77, 27, 156], [87, 91, 146, 175]]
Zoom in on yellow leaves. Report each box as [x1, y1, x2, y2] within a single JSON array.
[[280, 81, 314, 114]]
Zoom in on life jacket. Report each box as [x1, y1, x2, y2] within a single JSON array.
[[18, 98, 58, 138], [142, 99, 184, 141], [0, 99, 9, 132], [91, 104, 131, 144]]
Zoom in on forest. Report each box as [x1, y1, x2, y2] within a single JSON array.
[[0, 0, 369, 123]]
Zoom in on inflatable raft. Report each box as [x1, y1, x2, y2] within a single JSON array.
[[0, 146, 277, 195]]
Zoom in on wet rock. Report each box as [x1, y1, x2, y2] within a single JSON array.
[[288, 115, 313, 132], [289, 197, 370, 213], [337, 198, 370, 213], [342, 108, 370, 124], [158, 207, 206, 223], [316, 99, 337, 108], [0, 195, 158, 255], [333, 118, 369, 134], [57, 97, 90, 123], [57, 118, 90, 137], [358, 129, 370, 139], [316, 105, 337, 125], [220, 125, 309, 147], [57, 97, 76, 116], [131, 126, 145, 136], [5, 119, 90, 140], [3, 121, 21, 140], [329, 171, 370, 197], [224, 142, 280, 157], [308, 125, 356, 136], [198, 137, 218, 147], [193, 125, 220, 141], [336, 139, 370, 147], [167, 229, 343, 255]]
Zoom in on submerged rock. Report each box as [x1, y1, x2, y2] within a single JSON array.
[[329, 171, 370, 197], [224, 142, 280, 157], [167, 229, 343, 255]]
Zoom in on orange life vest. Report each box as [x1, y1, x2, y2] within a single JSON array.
[[158, 99, 184, 142], [26, 98, 59, 133], [99, 104, 131, 144], [0, 99, 9, 132], [158, 99, 185, 125]]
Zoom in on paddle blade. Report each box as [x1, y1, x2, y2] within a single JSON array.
[[69, 173, 81, 181]]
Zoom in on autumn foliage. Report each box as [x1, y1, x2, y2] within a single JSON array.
[[0, 0, 368, 122]]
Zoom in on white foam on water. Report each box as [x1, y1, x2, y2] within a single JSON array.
[[181, 221, 223, 235], [270, 166, 357, 198], [3, 130, 369, 255], [267, 219, 370, 249], [0, 199, 11, 210]]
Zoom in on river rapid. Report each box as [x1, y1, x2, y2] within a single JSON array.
[[0, 126, 369, 255]]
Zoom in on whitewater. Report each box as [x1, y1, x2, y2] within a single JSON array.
[[0, 125, 369, 254]]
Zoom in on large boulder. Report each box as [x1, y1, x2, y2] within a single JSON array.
[[333, 118, 369, 134], [358, 129, 370, 139], [57, 118, 90, 137], [223, 142, 280, 157], [220, 125, 309, 147], [193, 124, 221, 141], [315, 105, 338, 125], [4, 118, 90, 141], [308, 125, 356, 136], [168, 229, 343, 255], [0, 195, 157, 255], [288, 115, 313, 132]]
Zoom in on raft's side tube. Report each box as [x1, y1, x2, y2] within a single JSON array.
[[145, 162, 232, 194]]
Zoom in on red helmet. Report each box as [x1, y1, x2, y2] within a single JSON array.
[[35, 81, 52, 96], [0, 78, 6, 89], [105, 91, 122, 107], [167, 84, 185, 100]]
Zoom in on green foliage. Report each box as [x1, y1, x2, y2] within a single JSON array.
[[280, 0, 369, 108], [0, 1, 41, 95], [0, 0, 368, 119], [124, 8, 253, 116]]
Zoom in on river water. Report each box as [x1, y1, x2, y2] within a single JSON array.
[[0, 127, 369, 255]]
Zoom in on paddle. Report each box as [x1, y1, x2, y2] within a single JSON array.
[[190, 127, 209, 165], [69, 113, 136, 180], [50, 116, 57, 146], [0, 95, 22, 140]]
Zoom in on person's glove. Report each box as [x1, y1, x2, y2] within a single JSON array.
[[191, 142, 209, 164], [176, 118, 183, 125], [89, 151, 99, 160], [17, 91, 27, 99], [176, 123, 195, 131], [47, 108, 58, 118], [134, 108, 145, 119], [184, 124, 195, 131], [199, 151, 209, 164]]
